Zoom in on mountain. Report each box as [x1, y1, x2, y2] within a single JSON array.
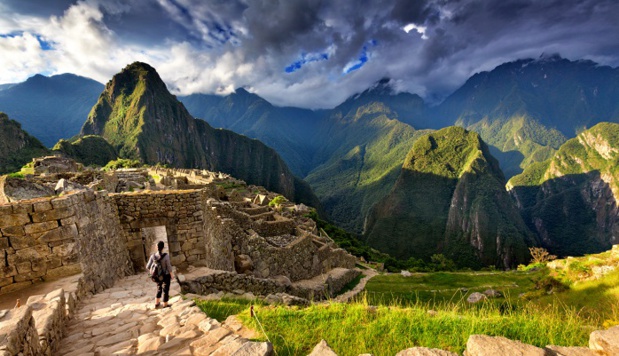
[[180, 89, 321, 176], [508, 122, 619, 257], [0, 74, 103, 146], [53, 135, 118, 167], [432, 54, 619, 177], [0, 112, 49, 174], [364, 127, 536, 268], [81, 62, 319, 206], [305, 99, 431, 233]]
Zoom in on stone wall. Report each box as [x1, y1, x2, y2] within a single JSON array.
[[113, 190, 207, 270], [0, 191, 133, 295], [204, 199, 357, 282], [0, 305, 42, 355]]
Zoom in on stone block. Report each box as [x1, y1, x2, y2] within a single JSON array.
[[1, 226, 25, 237], [51, 196, 75, 209], [545, 345, 604, 355], [0, 214, 30, 229], [0, 276, 13, 287], [589, 325, 619, 355], [465, 335, 546, 356], [45, 264, 81, 279], [46, 255, 62, 269], [0, 204, 12, 215], [14, 268, 46, 282], [11, 204, 33, 214], [24, 221, 59, 235], [0, 265, 17, 278], [0, 237, 9, 249], [31, 206, 75, 223], [38, 224, 78, 243], [60, 215, 78, 226], [32, 200, 53, 212], [9, 234, 36, 250], [1, 280, 32, 293]]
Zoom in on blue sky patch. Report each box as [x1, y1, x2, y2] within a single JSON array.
[[343, 40, 377, 74], [285, 52, 329, 73]]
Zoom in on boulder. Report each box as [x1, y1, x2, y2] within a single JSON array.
[[466, 292, 487, 304], [545, 345, 604, 355], [465, 335, 546, 356], [589, 325, 619, 355], [396, 347, 458, 355], [0, 175, 54, 204], [55, 178, 85, 194], [279, 293, 310, 307], [309, 339, 337, 356], [272, 275, 292, 287], [483, 289, 502, 298], [234, 254, 254, 274], [401, 270, 412, 277]]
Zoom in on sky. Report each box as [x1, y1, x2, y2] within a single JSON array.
[[1, 0, 619, 108]]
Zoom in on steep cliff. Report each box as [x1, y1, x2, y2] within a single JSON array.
[[365, 126, 535, 268], [81, 62, 319, 206], [508, 122, 619, 256], [0, 112, 49, 174]]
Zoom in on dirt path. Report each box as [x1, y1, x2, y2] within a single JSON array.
[[333, 268, 378, 303]]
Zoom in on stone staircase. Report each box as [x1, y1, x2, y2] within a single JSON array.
[[0, 274, 272, 355]]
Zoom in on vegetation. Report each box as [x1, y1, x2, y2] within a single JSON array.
[[509, 122, 619, 257], [0, 112, 49, 174], [230, 296, 592, 355], [364, 126, 534, 268], [52, 135, 118, 167], [103, 158, 142, 171], [268, 195, 288, 207], [528, 247, 557, 264]]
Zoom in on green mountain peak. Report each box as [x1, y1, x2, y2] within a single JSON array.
[[365, 126, 535, 268]]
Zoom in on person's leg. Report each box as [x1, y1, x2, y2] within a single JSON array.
[[156, 281, 163, 307], [162, 274, 171, 307]]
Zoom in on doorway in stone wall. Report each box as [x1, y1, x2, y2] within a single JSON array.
[[142, 226, 169, 261]]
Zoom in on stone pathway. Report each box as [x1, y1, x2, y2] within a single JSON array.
[[332, 268, 378, 303], [57, 274, 272, 355]]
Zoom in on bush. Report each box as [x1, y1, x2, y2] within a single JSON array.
[[268, 195, 288, 207], [103, 158, 142, 171]]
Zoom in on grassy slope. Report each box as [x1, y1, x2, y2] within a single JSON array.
[[306, 102, 430, 233], [0, 112, 49, 174], [194, 249, 618, 355]]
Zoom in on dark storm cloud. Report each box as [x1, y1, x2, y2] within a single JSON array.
[[1, 0, 619, 108]]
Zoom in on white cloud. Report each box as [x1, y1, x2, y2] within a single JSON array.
[[402, 23, 428, 40]]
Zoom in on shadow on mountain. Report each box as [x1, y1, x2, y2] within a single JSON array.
[[510, 170, 618, 258], [364, 169, 534, 269], [488, 145, 525, 179]]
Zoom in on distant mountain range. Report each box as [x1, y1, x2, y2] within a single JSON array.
[[0, 74, 103, 147], [1, 55, 619, 266]]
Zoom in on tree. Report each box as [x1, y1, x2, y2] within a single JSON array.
[[529, 247, 556, 264]]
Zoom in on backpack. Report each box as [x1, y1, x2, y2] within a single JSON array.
[[149, 253, 167, 283]]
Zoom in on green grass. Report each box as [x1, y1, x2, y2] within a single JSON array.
[[235, 298, 593, 356], [195, 298, 265, 322], [362, 271, 542, 306]]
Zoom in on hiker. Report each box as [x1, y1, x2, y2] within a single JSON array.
[[146, 241, 174, 308]]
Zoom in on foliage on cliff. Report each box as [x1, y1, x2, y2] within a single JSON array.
[[364, 126, 536, 268], [0, 112, 49, 174], [508, 122, 619, 257], [53, 135, 118, 167]]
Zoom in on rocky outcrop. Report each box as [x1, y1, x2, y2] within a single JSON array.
[[0, 112, 49, 175], [509, 122, 619, 257], [365, 126, 535, 268], [80, 62, 320, 208]]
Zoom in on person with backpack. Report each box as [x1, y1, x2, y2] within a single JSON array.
[[146, 241, 174, 308]]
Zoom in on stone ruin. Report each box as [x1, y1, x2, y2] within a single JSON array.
[[0, 158, 359, 354], [0, 158, 359, 299]]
